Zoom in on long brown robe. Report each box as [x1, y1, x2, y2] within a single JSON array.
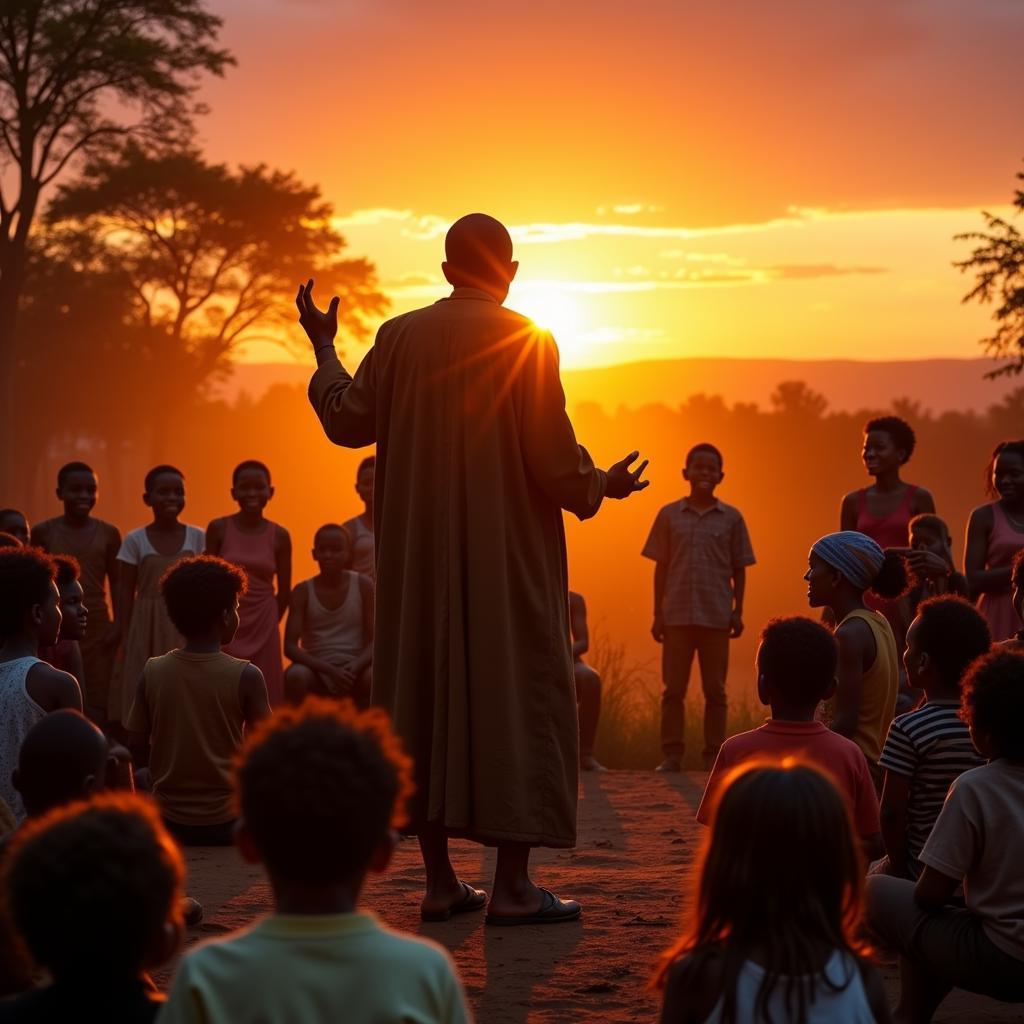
[[309, 287, 606, 847]]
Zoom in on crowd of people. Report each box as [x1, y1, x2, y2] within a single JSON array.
[[1, 207, 1023, 1023]]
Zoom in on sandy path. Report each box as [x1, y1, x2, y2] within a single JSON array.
[[164, 772, 1023, 1023]]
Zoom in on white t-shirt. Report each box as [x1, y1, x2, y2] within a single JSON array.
[[116, 524, 205, 565], [920, 759, 1024, 961]]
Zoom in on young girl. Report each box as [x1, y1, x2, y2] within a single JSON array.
[[110, 465, 204, 728], [805, 531, 906, 788], [655, 761, 891, 1024], [283, 524, 373, 708], [205, 460, 290, 706], [964, 439, 1024, 642]]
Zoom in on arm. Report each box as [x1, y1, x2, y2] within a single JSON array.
[[840, 491, 858, 532], [964, 505, 1011, 597], [912, 487, 936, 516], [239, 664, 271, 729], [730, 566, 746, 638], [914, 865, 960, 911], [832, 619, 870, 739], [283, 585, 342, 679], [275, 526, 292, 621], [115, 561, 138, 644], [352, 575, 375, 674], [125, 672, 150, 747], [25, 663, 82, 712], [569, 592, 589, 659], [103, 526, 122, 647], [204, 517, 225, 557], [879, 770, 912, 874]]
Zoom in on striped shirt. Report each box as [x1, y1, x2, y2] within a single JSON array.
[[879, 701, 983, 869]]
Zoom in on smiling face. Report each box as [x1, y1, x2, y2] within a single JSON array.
[[683, 450, 723, 496], [993, 451, 1024, 504], [232, 467, 273, 515], [862, 429, 903, 477], [804, 553, 839, 609], [58, 471, 98, 520], [144, 472, 185, 523]]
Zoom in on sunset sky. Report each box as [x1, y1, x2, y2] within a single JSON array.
[[201, 0, 1024, 368]]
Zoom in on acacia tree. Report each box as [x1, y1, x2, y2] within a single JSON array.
[[0, 0, 232, 489], [42, 144, 388, 451], [956, 167, 1024, 378]]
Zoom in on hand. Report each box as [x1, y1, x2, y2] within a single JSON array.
[[906, 550, 950, 581], [327, 662, 357, 692], [729, 611, 744, 639], [295, 278, 340, 350], [651, 615, 665, 644], [605, 451, 649, 500]]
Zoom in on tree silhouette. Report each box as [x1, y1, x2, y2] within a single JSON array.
[[0, 0, 232, 489], [956, 166, 1024, 378], [769, 380, 829, 419]]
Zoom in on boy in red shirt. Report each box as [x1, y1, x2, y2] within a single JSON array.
[[698, 616, 881, 855]]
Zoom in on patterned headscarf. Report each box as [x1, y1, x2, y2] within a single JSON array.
[[811, 531, 884, 591]]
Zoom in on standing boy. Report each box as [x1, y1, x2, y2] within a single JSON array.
[[32, 462, 122, 724], [643, 443, 755, 771], [341, 456, 376, 580]]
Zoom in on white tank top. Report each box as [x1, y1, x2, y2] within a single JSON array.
[[704, 951, 875, 1024], [0, 657, 46, 822], [301, 575, 364, 663]]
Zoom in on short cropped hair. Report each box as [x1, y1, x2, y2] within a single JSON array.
[[1011, 548, 1024, 591], [232, 459, 272, 486], [758, 617, 838, 706], [144, 464, 184, 493], [0, 548, 56, 636], [445, 213, 513, 280], [3, 793, 183, 979], [357, 455, 376, 478], [914, 596, 991, 690], [160, 555, 247, 638], [685, 443, 723, 470], [56, 461, 95, 489], [236, 699, 414, 884], [961, 651, 1024, 760], [51, 554, 81, 590], [313, 522, 350, 546], [865, 416, 916, 463]]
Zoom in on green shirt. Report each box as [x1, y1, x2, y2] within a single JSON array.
[[159, 911, 471, 1024]]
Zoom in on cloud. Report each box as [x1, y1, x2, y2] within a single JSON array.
[[769, 263, 888, 279], [332, 208, 413, 227], [596, 203, 665, 216]]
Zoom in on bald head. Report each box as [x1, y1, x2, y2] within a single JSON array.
[[442, 214, 518, 300], [14, 709, 109, 817]]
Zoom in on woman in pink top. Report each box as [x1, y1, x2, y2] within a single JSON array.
[[965, 440, 1024, 642], [206, 461, 291, 705]]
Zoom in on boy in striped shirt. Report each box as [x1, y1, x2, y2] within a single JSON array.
[[878, 596, 990, 879]]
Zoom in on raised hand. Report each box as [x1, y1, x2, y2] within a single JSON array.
[[295, 278, 340, 350], [605, 450, 649, 499]]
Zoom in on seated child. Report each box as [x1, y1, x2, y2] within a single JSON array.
[[657, 761, 890, 1023], [283, 525, 372, 708], [999, 549, 1023, 651], [127, 556, 270, 846], [0, 550, 82, 821], [159, 698, 471, 1024], [806, 531, 907, 788], [570, 590, 604, 772], [0, 793, 183, 1022], [698, 617, 881, 854], [878, 597, 989, 879], [0, 512, 28, 548], [866, 650, 1024, 1020], [341, 455, 376, 579], [38, 556, 87, 688]]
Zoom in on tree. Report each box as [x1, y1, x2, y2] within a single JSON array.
[[769, 380, 829, 419], [39, 144, 388, 455], [0, 0, 232, 489], [955, 166, 1024, 378]]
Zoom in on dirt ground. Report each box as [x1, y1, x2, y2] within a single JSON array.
[[164, 772, 1024, 1023]]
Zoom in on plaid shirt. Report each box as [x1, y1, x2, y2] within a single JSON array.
[[642, 498, 755, 629]]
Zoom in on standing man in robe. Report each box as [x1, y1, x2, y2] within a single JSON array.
[[298, 214, 647, 925]]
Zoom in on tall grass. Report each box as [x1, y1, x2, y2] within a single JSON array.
[[588, 633, 762, 770]]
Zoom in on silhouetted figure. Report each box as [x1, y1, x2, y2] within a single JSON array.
[[569, 591, 604, 772], [342, 456, 376, 580], [0, 511, 29, 547], [643, 444, 755, 772], [298, 212, 647, 925], [206, 460, 291, 706]]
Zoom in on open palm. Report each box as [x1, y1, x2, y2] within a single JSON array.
[[295, 278, 340, 349]]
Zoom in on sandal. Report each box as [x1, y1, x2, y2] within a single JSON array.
[[485, 887, 582, 926], [420, 880, 488, 922]]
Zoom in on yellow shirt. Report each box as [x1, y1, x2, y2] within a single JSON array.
[[838, 609, 899, 765], [158, 911, 471, 1024]]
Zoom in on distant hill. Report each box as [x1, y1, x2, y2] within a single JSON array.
[[217, 356, 1022, 414]]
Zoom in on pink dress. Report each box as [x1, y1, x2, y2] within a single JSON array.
[[220, 519, 284, 705], [977, 502, 1024, 643]]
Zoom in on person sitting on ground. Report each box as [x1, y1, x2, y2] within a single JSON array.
[[806, 531, 907, 790], [998, 549, 1024, 651], [569, 590, 604, 772], [698, 617, 882, 856], [0, 549, 82, 821], [127, 555, 270, 847], [877, 597, 989, 881], [38, 556, 87, 689], [657, 761, 891, 1024], [283, 525, 372, 708], [0, 793, 184, 1022], [0, 512, 29, 548], [342, 455, 376, 580], [159, 698, 471, 1024], [866, 650, 1024, 1021]]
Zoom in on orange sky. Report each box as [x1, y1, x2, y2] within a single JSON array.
[[201, 0, 1024, 368]]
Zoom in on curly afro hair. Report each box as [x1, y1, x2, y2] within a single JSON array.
[[961, 650, 1024, 761], [757, 616, 838, 706], [0, 548, 56, 636], [865, 416, 916, 464], [913, 596, 991, 690], [160, 555, 247, 638]]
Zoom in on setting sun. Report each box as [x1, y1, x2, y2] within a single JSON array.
[[513, 283, 588, 363]]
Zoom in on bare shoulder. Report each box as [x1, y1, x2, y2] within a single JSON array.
[[26, 661, 82, 711], [967, 503, 994, 529], [274, 523, 292, 548], [911, 485, 935, 513], [101, 520, 122, 546]]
